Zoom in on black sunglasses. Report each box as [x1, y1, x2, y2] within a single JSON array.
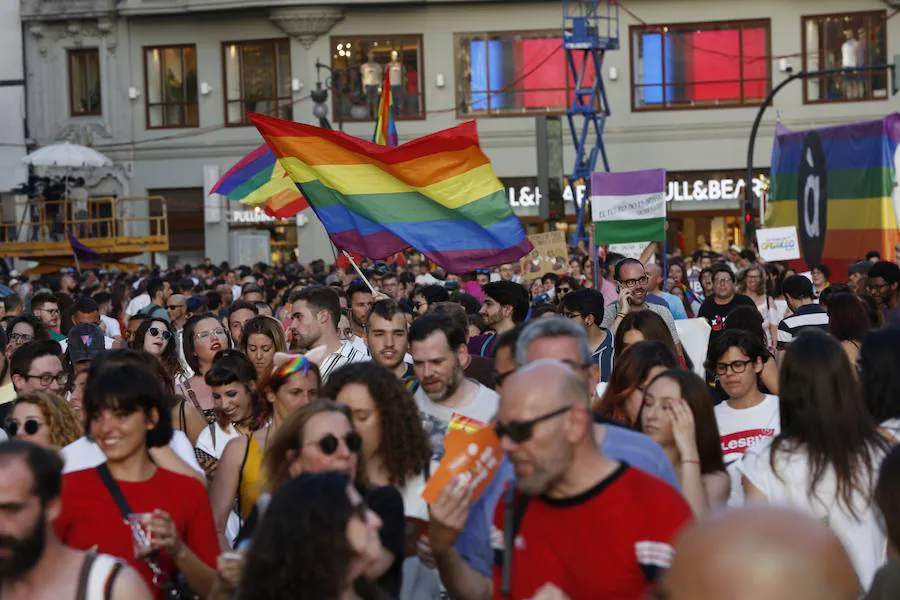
[[494, 405, 571, 444], [148, 327, 172, 340], [312, 431, 363, 455], [6, 419, 41, 437]]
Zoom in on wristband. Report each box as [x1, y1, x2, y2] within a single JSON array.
[[681, 459, 700, 465], [616, 312, 626, 318]]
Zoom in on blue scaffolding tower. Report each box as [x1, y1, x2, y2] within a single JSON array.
[[563, 0, 619, 245]]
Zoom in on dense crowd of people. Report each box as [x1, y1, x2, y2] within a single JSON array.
[[0, 241, 899, 599]]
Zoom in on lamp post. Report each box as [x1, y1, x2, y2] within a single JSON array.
[[312, 60, 369, 131]]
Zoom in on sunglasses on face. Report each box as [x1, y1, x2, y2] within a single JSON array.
[[148, 327, 171, 340], [166, 304, 184, 311], [6, 419, 42, 437], [10, 332, 33, 344], [494, 405, 571, 444], [196, 328, 227, 341], [309, 431, 363, 455]]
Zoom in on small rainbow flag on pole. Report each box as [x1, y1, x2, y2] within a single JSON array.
[[250, 113, 532, 273], [210, 145, 309, 219], [372, 69, 398, 147]]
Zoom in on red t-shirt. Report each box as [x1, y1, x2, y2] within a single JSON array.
[[492, 464, 692, 600], [55, 467, 219, 599]]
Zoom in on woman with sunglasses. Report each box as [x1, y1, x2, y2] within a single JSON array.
[[239, 315, 287, 380], [322, 362, 432, 599], [55, 353, 219, 599], [235, 471, 388, 600], [638, 370, 729, 516], [131, 318, 183, 382], [178, 314, 229, 425], [7, 390, 83, 450], [203, 351, 271, 546]]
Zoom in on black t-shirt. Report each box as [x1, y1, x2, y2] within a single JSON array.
[[699, 294, 757, 338]]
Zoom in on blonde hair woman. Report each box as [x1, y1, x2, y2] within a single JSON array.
[[7, 390, 83, 450]]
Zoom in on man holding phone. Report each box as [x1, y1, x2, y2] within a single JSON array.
[[600, 258, 682, 350]]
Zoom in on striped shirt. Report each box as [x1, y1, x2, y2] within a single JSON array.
[[776, 303, 829, 350], [318, 340, 369, 382]]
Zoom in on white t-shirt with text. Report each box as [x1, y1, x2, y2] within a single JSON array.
[[714, 394, 780, 506]]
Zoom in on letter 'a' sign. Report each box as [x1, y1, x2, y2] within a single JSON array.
[[797, 132, 827, 267], [756, 226, 801, 262]]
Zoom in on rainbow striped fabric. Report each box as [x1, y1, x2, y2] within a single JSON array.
[[373, 69, 398, 147], [210, 145, 309, 219], [768, 114, 900, 272], [250, 113, 533, 272]]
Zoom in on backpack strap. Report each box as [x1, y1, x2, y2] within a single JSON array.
[[75, 550, 98, 600], [500, 485, 531, 599], [79, 553, 123, 600]]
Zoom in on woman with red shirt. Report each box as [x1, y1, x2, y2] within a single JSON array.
[[54, 352, 219, 599]]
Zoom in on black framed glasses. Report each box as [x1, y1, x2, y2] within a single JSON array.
[[308, 431, 363, 455], [25, 372, 69, 387], [494, 405, 571, 444], [562, 311, 582, 320], [618, 275, 649, 288], [6, 419, 42, 437], [714, 359, 753, 375], [148, 327, 172, 340]]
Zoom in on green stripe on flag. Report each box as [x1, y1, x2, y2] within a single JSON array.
[[594, 217, 666, 244], [770, 167, 892, 202]]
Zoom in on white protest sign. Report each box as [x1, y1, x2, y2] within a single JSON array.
[[607, 242, 649, 260], [755, 226, 800, 262]]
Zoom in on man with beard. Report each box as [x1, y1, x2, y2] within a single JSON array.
[[0, 441, 150, 599], [409, 313, 498, 462], [347, 281, 375, 353], [290, 286, 366, 383], [601, 258, 682, 350], [471, 281, 529, 359], [366, 299, 414, 383], [866, 260, 900, 326]]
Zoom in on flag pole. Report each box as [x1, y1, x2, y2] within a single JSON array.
[[341, 250, 377, 294]]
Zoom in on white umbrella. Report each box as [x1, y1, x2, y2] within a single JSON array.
[[22, 142, 112, 168]]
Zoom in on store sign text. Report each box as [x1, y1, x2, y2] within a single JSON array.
[[230, 210, 292, 224], [507, 184, 587, 208], [666, 178, 765, 202]]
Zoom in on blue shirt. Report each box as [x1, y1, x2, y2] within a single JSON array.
[[593, 328, 614, 382], [454, 423, 679, 577], [656, 291, 688, 320], [645, 294, 669, 308]]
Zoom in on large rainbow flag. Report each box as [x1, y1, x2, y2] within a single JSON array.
[[768, 114, 900, 272], [210, 145, 309, 219], [250, 113, 532, 272], [372, 69, 398, 147]]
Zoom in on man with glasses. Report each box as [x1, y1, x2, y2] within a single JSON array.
[[560, 288, 614, 382], [166, 294, 188, 331], [708, 330, 780, 507], [429, 358, 691, 600], [777, 276, 829, 353], [698, 264, 756, 349], [865, 260, 900, 326], [10, 340, 67, 402], [601, 258, 682, 349], [411, 284, 449, 317], [30, 292, 64, 343]]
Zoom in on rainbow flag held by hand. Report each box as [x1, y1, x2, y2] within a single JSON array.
[[250, 112, 533, 272], [373, 69, 398, 147], [210, 145, 309, 219]]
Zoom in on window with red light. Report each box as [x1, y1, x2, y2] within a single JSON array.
[[455, 30, 594, 117], [631, 19, 771, 110]]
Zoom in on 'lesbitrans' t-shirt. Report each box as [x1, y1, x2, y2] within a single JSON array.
[[714, 393, 780, 507]]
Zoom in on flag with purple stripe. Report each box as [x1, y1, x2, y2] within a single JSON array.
[[67, 230, 101, 262], [591, 169, 667, 244]]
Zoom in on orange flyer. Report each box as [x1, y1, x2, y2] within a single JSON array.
[[421, 424, 502, 504]]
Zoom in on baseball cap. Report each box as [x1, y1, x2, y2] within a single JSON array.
[[67, 323, 106, 364]]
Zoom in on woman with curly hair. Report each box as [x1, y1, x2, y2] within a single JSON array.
[[131, 317, 184, 383], [236, 471, 388, 600], [6, 390, 82, 450], [239, 315, 287, 380]]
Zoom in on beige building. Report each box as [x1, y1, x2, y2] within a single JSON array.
[[17, 0, 899, 264]]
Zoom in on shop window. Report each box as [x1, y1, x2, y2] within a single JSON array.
[[455, 31, 589, 117], [802, 11, 888, 103], [329, 35, 424, 121], [145, 45, 199, 129], [68, 49, 102, 116], [223, 39, 292, 126], [630, 20, 771, 110]]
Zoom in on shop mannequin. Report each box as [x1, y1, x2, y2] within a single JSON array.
[[856, 27, 868, 96], [388, 49, 404, 116], [840, 29, 860, 99], [361, 50, 382, 117]]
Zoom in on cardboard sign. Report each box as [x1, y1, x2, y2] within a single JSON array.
[[519, 231, 568, 279], [756, 226, 801, 262], [421, 424, 502, 504]]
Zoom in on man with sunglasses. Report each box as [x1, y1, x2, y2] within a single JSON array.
[[430, 359, 691, 600], [601, 259, 682, 351], [708, 330, 780, 507]]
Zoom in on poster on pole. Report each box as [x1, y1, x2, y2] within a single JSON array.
[[756, 226, 801, 262], [519, 231, 568, 278]]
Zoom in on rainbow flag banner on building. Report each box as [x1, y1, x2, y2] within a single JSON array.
[[210, 145, 309, 219], [249, 113, 533, 272], [591, 169, 667, 243], [768, 114, 900, 272], [373, 69, 398, 147]]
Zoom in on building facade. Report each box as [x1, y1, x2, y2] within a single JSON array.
[[17, 0, 900, 265]]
